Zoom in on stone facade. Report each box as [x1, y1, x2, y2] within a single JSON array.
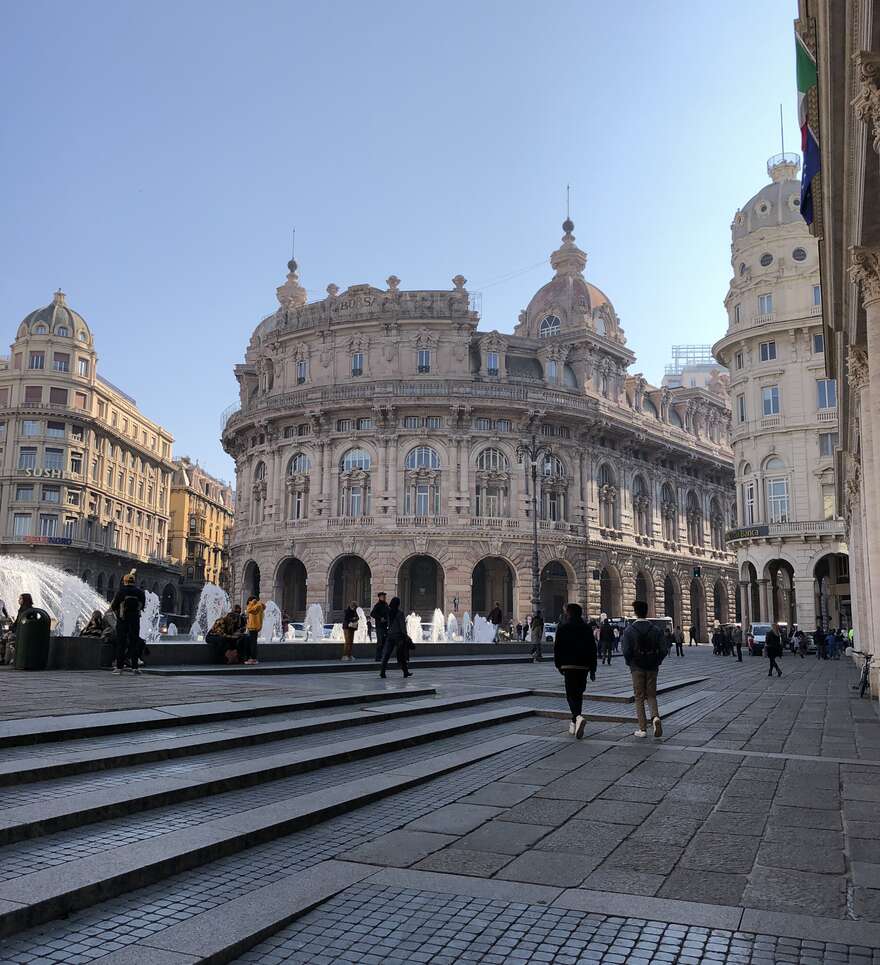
[[796, 0, 880, 690], [168, 457, 235, 615], [712, 155, 849, 634], [222, 223, 737, 635], [0, 291, 181, 603]]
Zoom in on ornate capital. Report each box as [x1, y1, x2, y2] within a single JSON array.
[[849, 246, 880, 308], [854, 52, 880, 155], [847, 347, 870, 391]]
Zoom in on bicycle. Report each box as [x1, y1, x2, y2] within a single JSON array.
[[848, 648, 873, 698]]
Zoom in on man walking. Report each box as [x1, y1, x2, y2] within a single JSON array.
[[370, 591, 389, 663], [689, 623, 698, 646], [528, 609, 544, 661], [733, 623, 743, 662], [765, 622, 783, 677], [488, 601, 503, 642], [674, 625, 685, 657], [598, 615, 615, 666], [622, 600, 668, 738], [110, 569, 146, 675], [553, 603, 597, 740]]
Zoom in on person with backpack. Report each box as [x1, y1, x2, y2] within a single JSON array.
[[598, 615, 615, 666], [621, 600, 668, 738], [379, 596, 413, 678], [765, 623, 784, 677], [553, 602, 597, 739], [109, 570, 146, 675]]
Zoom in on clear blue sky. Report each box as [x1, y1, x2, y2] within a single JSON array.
[[1, 0, 801, 481]]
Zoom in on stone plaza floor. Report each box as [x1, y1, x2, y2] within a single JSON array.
[[0, 646, 878, 963]]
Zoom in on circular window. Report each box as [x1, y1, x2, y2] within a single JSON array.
[[792, 247, 807, 262], [739, 263, 747, 276], [760, 253, 773, 267], [757, 202, 770, 215]]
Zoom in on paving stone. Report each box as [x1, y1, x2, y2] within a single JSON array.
[[499, 767, 566, 786], [412, 848, 514, 878], [680, 833, 759, 874], [458, 782, 540, 807], [600, 839, 684, 875], [756, 840, 846, 875], [700, 812, 766, 836], [580, 869, 665, 896], [575, 800, 655, 825], [495, 798, 585, 827], [345, 830, 457, 867], [852, 887, 880, 922], [532, 778, 613, 802], [454, 821, 553, 856], [598, 783, 667, 804], [743, 866, 847, 917], [628, 818, 703, 847], [405, 803, 502, 835], [496, 851, 590, 887], [534, 820, 631, 857], [768, 805, 842, 831], [659, 868, 748, 905]]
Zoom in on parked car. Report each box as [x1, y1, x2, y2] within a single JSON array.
[[543, 623, 557, 644], [749, 622, 788, 656]]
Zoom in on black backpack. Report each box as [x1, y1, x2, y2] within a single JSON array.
[[634, 623, 662, 658], [121, 593, 141, 620]]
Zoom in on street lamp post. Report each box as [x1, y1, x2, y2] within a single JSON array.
[[516, 435, 553, 625]]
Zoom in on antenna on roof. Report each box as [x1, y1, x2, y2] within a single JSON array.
[[291, 227, 296, 260], [779, 104, 784, 156], [566, 184, 571, 220]]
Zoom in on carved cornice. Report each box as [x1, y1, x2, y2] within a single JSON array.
[[853, 52, 880, 155], [846, 347, 870, 391], [849, 246, 880, 308]]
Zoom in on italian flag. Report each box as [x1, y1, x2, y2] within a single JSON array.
[[796, 33, 820, 225]]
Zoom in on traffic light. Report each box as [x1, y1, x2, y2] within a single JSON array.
[[693, 566, 702, 578]]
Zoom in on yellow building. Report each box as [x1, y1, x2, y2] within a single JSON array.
[[168, 456, 234, 615]]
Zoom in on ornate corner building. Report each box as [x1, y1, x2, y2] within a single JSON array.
[[712, 155, 849, 631], [221, 222, 737, 635]]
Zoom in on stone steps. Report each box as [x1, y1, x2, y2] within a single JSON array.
[[144, 654, 536, 675], [530, 674, 709, 704]]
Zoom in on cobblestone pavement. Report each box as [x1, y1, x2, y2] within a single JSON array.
[[236, 882, 880, 965], [0, 649, 878, 963]]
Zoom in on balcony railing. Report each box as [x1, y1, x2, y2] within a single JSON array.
[[326, 516, 374, 528], [810, 304, 823, 316], [395, 515, 449, 527], [753, 312, 776, 326], [769, 519, 844, 537], [468, 517, 520, 529], [760, 416, 781, 428], [817, 408, 837, 423]]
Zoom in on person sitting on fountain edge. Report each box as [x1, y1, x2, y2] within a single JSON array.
[[110, 570, 146, 675]]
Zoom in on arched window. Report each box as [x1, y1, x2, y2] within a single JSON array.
[[251, 461, 268, 525], [403, 446, 441, 516], [33, 324, 48, 335], [633, 474, 651, 537], [339, 449, 371, 517], [56, 326, 69, 337], [764, 458, 789, 523], [541, 455, 568, 522], [539, 315, 561, 337], [254, 461, 267, 481], [597, 463, 618, 529], [475, 448, 510, 517], [286, 453, 311, 520], [476, 448, 509, 472], [288, 452, 311, 475], [542, 455, 566, 477], [661, 482, 677, 542], [686, 490, 704, 547]]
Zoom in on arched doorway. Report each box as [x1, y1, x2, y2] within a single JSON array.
[[634, 570, 655, 617], [161, 583, 176, 613], [767, 560, 796, 626], [663, 573, 680, 626], [276, 557, 307, 621], [472, 557, 515, 618], [241, 560, 261, 606], [399, 555, 444, 616], [540, 562, 568, 622], [690, 578, 706, 642], [599, 566, 622, 618], [742, 561, 760, 625], [329, 555, 371, 619], [713, 580, 730, 624], [813, 553, 850, 629]]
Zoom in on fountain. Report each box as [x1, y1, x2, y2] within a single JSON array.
[[472, 614, 497, 643], [329, 623, 344, 641], [354, 606, 369, 643], [461, 611, 472, 642], [141, 590, 162, 643], [189, 584, 230, 641], [430, 608, 446, 642], [406, 612, 423, 643], [0, 556, 108, 636], [166, 622, 178, 637], [304, 603, 324, 641], [259, 601, 283, 642], [446, 613, 459, 641]]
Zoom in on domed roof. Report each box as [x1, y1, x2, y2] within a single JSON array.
[[732, 155, 804, 242], [18, 290, 92, 343]]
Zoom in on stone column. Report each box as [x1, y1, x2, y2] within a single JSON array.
[[322, 439, 332, 515], [758, 579, 770, 623], [793, 576, 817, 633], [738, 580, 751, 629]]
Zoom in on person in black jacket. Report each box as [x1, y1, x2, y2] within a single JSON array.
[[379, 596, 412, 679], [621, 600, 668, 738], [370, 592, 389, 662], [598, 616, 615, 665], [553, 603, 597, 740], [765, 623, 783, 677], [109, 569, 146, 675]]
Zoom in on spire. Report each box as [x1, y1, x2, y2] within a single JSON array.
[[53, 289, 66, 306], [550, 218, 587, 278], [276, 257, 307, 309]]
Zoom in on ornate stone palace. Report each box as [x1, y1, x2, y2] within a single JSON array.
[[221, 221, 737, 635]]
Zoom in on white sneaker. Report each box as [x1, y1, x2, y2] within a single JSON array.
[[568, 721, 576, 735], [633, 729, 647, 738], [575, 715, 587, 740], [111, 668, 121, 675], [652, 716, 663, 738]]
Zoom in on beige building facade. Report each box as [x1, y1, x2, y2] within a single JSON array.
[[168, 457, 235, 614], [222, 223, 737, 634], [713, 155, 849, 633], [0, 291, 181, 605], [795, 0, 880, 689]]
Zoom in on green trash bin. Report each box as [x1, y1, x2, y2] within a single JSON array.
[[14, 607, 51, 671]]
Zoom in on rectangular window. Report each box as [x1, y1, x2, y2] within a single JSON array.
[[817, 378, 837, 409], [13, 513, 31, 537], [18, 446, 37, 470], [813, 285, 822, 306], [487, 351, 500, 376], [546, 360, 557, 381], [78, 358, 89, 377], [295, 359, 307, 384], [813, 332, 825, 354], [296, 423, 310, 436], [28, 351, 45, 370], [736, 394, 746, 423], [415, 484, 429, 516], [97, 400, 107, 419], [351, 353, 363, 377], [759, 340, 777, 362], [474, 417, 492, 431], [762, 385, 780, 416], [0, 421, 5, 439], [0, 388, 8, 406], [70, 424, 83, 442], [52, 353, 70, 373], [403, 416, 419, 429], [758, 293, 773, 315], [38, 514, 58, 537], [349, 487, 362, 517], [425, 416, 441, 429], [482, 487, 501, 518], [13, 354, 21, 370], [819, 432, 838, 457], [734, 304, 742, 324], [46, 420, 65, 438], [42, 485, 60, 504], [74, 391, 87, 410], [24, 386, 42, 404], [822, 484, 835, 520], [336, 419, 353, 432], [744, 482, 755, 525], [67, 489, 81, 507], [417, 349, 431, 373], [15, 485, 34, 501], [767, 478, 789, 523], [356, 417, 372, 430], [64, 516, 77, 538], [22, 419, 40, 437], [44, 448, 63, 471], [70, 452, 83, 474], [49, 387, 68, 406], [496, 419, 511, 432], [293, 490, 305, 519], [734, 350, 743, 370]]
